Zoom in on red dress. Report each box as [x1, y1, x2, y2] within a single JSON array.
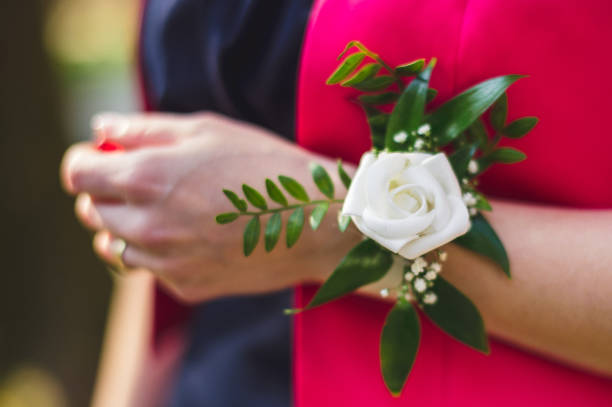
[[294, 0, 612, 405]]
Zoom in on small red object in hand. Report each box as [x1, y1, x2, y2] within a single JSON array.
[[96, 140, 124, 152]]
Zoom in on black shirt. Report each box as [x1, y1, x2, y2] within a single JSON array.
[[140, 0, 313, 405]]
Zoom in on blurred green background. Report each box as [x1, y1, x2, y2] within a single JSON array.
[[0, 0, 139, 405]]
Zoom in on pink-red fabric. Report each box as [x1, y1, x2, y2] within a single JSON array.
[[294, 0, 612, 405]]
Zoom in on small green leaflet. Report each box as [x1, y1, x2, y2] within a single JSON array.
[[385, 59, 435, 150], [223, 189, 247, 212], [278, 175, 310, 202], [306, 239, 393, 309], [501, 117, 538, 138], [242, 184, 267, 210], [480, 147, 526, 169], [423, 276, 489, 353], [309, 202, 329, 230], [309, 163, 334, 199], [353, 76, 395, 92], [215, 212, 239, 224], [337, 160, 352, 189], [429, 75, 524, 146], [327, 52, 366, 85], [265, 179, 288, 206], [338, 214, 351, 232], [394, 59, 425, 76], [342, 63, 381, 87], [264, 213, 282, 252], [380, 301, 420, 396], [358, 92, 399, 106], [243, 216, 260, 256], [454, 213, 510, 277], [286, 207, 305, 248]]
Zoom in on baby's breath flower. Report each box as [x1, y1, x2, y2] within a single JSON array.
[[430, 262, 442, 273], [423, 292, 438, 305], [425, 270, 437, 281], [380, 288, 390, 298], [393, 131, 408, 143], [468, 159, 479, 174], [462, 192, 477, 207], [413, 278, 427, 293], [417, 123, 431, 136], [404, 272, 415, 282], [469, 207, 478, 216], [414, 139, 425, 150]]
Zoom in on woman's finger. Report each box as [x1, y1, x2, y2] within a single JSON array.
[[92, 112, 193, 149], [62, 143, 164, 202], [93, 230, 168, 272], [75, 193, 104, 230]]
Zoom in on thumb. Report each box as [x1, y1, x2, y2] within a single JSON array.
[[91, 112, 184, 150]]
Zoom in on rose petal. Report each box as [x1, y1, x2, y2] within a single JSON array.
[[342, 152, 376, 216], [398, 195, 471, 259], [421, 153, 463, 197], [350, 214, 419, 253]]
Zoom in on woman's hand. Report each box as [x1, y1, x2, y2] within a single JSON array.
[[61, 112, 359, 302]]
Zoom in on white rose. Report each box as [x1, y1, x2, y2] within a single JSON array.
[[342, 151, 470, 259]]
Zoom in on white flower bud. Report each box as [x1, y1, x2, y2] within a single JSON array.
[[417, 123, 431, 136], [380, 288, 389, 298], [414, 139, 425, 150]]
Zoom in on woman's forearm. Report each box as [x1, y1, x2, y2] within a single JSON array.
[[358, 200, 612, 376]]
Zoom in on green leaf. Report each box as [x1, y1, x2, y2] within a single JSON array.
[[242, 184, 267, 210], [423, 276, 489, 353], [337, 160, 352, 189], [223, 189, 247, 212], [243, 216, 260, 256], [489, 92, 508, 131], [358, 92, 399, 106], [286, 207, 305, 248], [501, 117, 538, 138], [352, 75, 395, 92], [307, 239, 393, 308], [394, 59, 425, 76], [336, 40, 357, 60], [341, 63, 381, 86], [265, 178, 288, 206], [385, 60, 435, 150], [429, 75, 524, 146], [215, 212, 240, 224], [454, 213, 510, 277], [309, 163, 334, 199], [426, 88, 438, 104], [327, 52, 366, 84], [449, 144, 477, 180], [338, 214, 351, 232], [365, 111, 389, 150], [466, 118, 489, 148], [264, 213, 282, 252], [380, 301, 420, 396], [309, 202, 329, 230], [485, 147, 526, 164], [278, 175, 310, 202]]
